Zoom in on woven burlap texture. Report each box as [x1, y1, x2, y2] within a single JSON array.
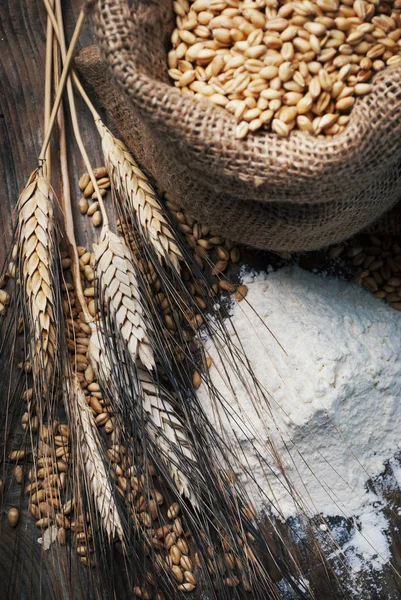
[[85, 0, 401, 252]]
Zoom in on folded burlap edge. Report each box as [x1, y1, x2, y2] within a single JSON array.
[[75, 45, 401, 248], [90, 0, 401, 209]]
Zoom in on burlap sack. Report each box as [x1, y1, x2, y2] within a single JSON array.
[[81, 0, 401, 252]]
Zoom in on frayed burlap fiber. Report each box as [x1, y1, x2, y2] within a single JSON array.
[[80, 0, 401, 251]]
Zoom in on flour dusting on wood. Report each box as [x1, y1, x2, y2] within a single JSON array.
[[198, 266, 401, 586]]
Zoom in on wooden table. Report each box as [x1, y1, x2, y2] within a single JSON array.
[[1, 2, 401, 599], [0, 2, 110, 598]]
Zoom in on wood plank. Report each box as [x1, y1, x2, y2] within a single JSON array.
[[0, 0, 108, 267], [0, 2, 108, 598], [1, 1, 401, 599]]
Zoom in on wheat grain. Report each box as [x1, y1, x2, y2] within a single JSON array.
[[17, 170, 57, 386], [344, 234, 401, 310], [8, 508, 19, 528], [92, 210, 102, 227], [95, 120, 182, 271], [94, 228, 155, 371], [170, 0, 401, 138], [72, 375, 124, 541]]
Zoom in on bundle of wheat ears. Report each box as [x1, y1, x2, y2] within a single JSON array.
[[0, 3, 395, 600]]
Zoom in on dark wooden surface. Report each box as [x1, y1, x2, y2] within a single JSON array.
[[1, 1, 401, 599], [0, 0, 104, 262], [0, 2, 107, 599]]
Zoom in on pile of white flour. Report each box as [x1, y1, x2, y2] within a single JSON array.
[[198, 266, 401, 582]]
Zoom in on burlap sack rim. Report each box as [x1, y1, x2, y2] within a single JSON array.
[[93, 0, 401, 207], [86, 1, 401, 251], [76, 43, 401, 250]]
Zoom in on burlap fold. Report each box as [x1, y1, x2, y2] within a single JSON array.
[[81, 0, 401, 251]]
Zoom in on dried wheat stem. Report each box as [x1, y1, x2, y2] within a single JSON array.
[[72, 374, 124, 541], [52, 17, 91, 324], [43, 0, 107, 223], [71, 69, 100, 121], [43, 0, 60, 42], [95, 120, 182, 271], [55, 9, 195, 503], [39, 7, 86, 162], [43, 1, 96, 121], [43, 0, 54, 179], [95, 227, 155, 370], [17, 170, 57, 386]]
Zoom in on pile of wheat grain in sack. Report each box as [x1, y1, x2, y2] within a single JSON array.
[[78, 0, 401, 252]]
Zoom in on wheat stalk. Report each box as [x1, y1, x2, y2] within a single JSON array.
[[95, 228, 155, 370], [13, 7, 89, 388], [88, 320, 196, 504], [44, 9, 181, 271], [71, 374, 124, 541], [95, 120, 182, 272], [17, 170, 57, 387], [38, 6, 87, 162]]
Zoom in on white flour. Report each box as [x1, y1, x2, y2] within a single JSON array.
[[198, 266, 401, 582]]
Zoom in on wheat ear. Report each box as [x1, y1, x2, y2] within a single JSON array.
[[95, 228, 154, 370], [70, 67, 182, 268], [94, 120, 182, 272], [88, 321, 196, 503], [14, 7, 88, 386], [17, 170, 57, 387], [138, 368, 196, 501], [71, 374, 124, 541]]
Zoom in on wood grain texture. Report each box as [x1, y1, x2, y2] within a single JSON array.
[[1, 1, 401, 599], [0, 0, 108, 267], [0, 1, 117, 599]]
